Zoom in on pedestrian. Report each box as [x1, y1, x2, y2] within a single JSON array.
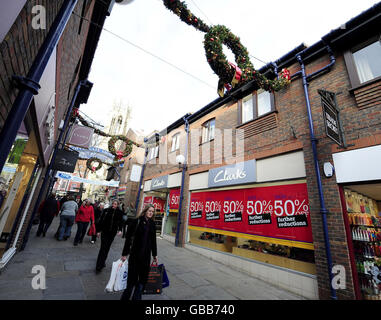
[[120, 204, 158, 300], [95, 200, 124, 273], [91, 202, 105, 243], [73, 199, 94, 246], [57, 195, 78, 241], [36, 193, 60, 237], [123, 203, 136, 238]]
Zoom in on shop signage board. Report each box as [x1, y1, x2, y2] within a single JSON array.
[[208, 160, 256, 188], [153, 197, 165, 213], [67, 125, 94, 148], [319, 89, 343, 146], [55, 171, 119, 187], [169, 188, 180, 211], [69, 146, 114, 164], [52, 149, 79, 173], [151, 175, 169, 190], [189, 182, 314, 249]]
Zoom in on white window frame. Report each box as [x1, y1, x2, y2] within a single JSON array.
[[171, 133, 180, 152], [201, 118, 215, 143]]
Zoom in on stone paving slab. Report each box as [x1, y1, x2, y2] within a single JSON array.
[[0, 218, 305, 300]]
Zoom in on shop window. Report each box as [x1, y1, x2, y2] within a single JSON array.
[[344, 36, 381, 88], [238, 90, 275, 125], [170, 133, 180, 152], [188, 229, 316, 274], [201, 118, 215, 144], [344, 188, 381, 300]]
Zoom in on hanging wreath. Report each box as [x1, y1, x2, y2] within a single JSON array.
[[163, 0, 291, 97], [108, 135, 133, 159], [86, 157, 103, 172]]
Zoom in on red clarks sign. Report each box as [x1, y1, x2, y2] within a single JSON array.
[[169, 188, 180, 211], [189, 183, 313, 248]]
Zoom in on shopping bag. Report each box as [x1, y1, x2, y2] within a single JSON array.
[[113, 260, 128, 292], [160, 264, 169, 288], [105, 259, 123, 293], [143, 262, 163, 294], [87, 223, 96, 236]]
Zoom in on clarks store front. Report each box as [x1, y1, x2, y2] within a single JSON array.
[[185, 151, 318, 299]]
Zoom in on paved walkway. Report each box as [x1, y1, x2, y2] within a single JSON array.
[[0, 217, 304, 300]]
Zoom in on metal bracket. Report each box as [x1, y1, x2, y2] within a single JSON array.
[[12, 75, 41, 95]]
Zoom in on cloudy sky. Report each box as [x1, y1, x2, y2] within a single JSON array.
[[80, 0, 378, 135]]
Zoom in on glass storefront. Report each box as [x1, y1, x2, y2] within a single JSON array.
[[187, 180, 316, 275], [0, 131, 39, 258]]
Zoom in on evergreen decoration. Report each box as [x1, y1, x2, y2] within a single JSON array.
[[86, 157, 103, 172], [108, 135, 133, 159], [162, 0, 291, 97]]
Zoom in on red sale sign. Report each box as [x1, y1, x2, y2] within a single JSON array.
[[169, 188, 180, 211], [189, 183, 314, 248], [153, 197, 165, 213]]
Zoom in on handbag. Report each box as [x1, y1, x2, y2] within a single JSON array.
[[160, 264, 169, 288], [113, 260, 128, 292], [87, 223, 96, 236], [105, 259, 124, 293], [143, 261, 163, 295]]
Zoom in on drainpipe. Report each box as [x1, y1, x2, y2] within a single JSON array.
[[0, 0, 79, 174], [175, 115, 190, 247], [20, 79, 86, 251], [295, 45, 337, 300], [135, 142, 149, 214]]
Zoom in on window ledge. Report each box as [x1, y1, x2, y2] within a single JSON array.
[[236, 110, 278, 129], [199, 138, 214, 146], [348, 76, 381, 93]]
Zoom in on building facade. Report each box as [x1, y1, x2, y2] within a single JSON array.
[[0, 0, 113, 269], [133, 3, 381, 300]]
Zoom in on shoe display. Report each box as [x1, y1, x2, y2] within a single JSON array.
[[91, 241, 95, 244]]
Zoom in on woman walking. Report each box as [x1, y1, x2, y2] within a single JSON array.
[[120, 204, 157, 300], [74, 199, 94, 246], [57, 195, 78, 241], [91, 202, 104, 244], [36, 193, 60, 237], [95, 200, 124, 272]]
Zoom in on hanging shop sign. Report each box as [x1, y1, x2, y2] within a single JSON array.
[[52, 149, 79, 173], [169, 188, 180, 211], [151, 175, 169, 190], [189, 182, 314, 249], [318, 89, 343, 146], [67, 124, 94, 148], [55, 171, 119, 187], [130, 164, 142, 182], [208, 160, 256, 188], [69, 146, 114, 164]]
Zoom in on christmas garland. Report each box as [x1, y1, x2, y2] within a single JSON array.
[[163, 0, 291, 97]]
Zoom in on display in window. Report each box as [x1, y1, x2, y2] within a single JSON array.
[[345, 188, 381, 300]]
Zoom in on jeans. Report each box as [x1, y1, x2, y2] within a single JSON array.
[[58, 215, 75, 240], [74, 221, 89, 245]]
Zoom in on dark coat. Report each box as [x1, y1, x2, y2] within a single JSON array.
[[97, 207, 124, 235], [122, 215, 157, 285], [40, 196, 60, 218]]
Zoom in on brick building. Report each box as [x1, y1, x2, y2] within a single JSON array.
[[0, 0, 114, 269], [133, 3, 381, 300]]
